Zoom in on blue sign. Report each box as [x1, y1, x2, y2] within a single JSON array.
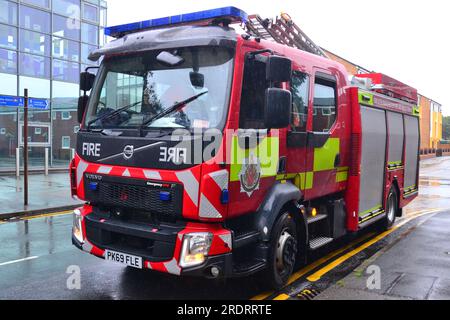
[[0, 96, 23, 107], [28, 98, 49, 110], [0, 95, 49, 110]]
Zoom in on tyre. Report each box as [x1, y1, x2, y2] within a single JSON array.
[[263, 212, 298, 290], [380, 187, 398, 231]]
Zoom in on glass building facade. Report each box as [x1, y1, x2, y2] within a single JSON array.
[[0, 0, 107, 170]]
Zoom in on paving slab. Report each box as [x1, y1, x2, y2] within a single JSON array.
[[316, 211, 450, 300]]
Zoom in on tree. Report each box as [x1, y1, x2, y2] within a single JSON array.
[[443, 116, 450, 140]]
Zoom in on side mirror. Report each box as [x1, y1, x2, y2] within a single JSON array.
[[190, 71, 204, 88], [80, 72, 96, 92], [78, 95, 89, 124], [264, 88, 292, 129], [266, 55, 292, 82]]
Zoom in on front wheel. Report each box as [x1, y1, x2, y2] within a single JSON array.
[[263, 212, 298, 290], [381, 187, 398, 231]]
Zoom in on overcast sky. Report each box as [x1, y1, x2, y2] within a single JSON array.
[[107, 0, 450, 115]]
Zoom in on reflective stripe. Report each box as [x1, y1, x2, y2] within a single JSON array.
[[199, 194, 222, 219], [176, 170, 199, 207], [82, 241, 93, 253], [336, 171, 348, 183], [97, 166, 112, 175], [360, 205, 382, 217], [359, 92, 374, 106], [122, 168, 131, 177], [76, 160, 89, 187], [164, 258, 181, 275], [143, 170, 161, 180], [218, 233, 232, 250], [314, 138, 340, 172], [230, 136, 279, 182], [209, 170, 229, 190]]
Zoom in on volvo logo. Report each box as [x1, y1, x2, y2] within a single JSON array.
[[123, 145, 134, 160]]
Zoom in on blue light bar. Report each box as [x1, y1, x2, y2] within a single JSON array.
[[105, 6, 248, 38]]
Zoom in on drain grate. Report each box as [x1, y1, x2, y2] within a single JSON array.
[[296, 288, 321, 300]]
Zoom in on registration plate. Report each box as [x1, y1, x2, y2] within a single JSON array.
[[104, 250, 143, 269]]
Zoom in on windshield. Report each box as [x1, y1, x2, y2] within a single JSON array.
[[84, 46, 234, 131]]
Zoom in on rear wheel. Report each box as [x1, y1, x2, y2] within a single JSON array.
[[263, 212, 298, 290], [381, 187, 398, 230]]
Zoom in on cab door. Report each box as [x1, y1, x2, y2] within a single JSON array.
[[227, 50, 282, 219], [304, 71, 343, 200]]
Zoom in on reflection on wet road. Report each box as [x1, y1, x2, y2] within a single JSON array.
[[0, 157, 449, 300]]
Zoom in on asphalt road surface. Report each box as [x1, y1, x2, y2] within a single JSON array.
[[1, 157, 449, 300]]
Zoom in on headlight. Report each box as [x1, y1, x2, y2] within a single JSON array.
[[179, 232, 213, 268], [72, 209, 84, 244]]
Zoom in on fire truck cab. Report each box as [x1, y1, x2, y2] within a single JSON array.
[[71, 7, 419, 289]]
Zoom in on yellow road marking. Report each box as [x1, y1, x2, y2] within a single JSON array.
[[307, 208, 444, 282], [273, 294, 290, 300], [251, 207, 446, 300], [251, 292, 273, 301], [286, 232, 375, 286], [21, 210, 74, 221], [251, 231, 375, 300]]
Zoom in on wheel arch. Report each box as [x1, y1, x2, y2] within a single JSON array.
[[254, 181, 303, 242]]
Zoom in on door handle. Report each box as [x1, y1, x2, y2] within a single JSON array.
[[334, 154, 341, 168]]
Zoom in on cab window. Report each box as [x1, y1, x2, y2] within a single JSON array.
[[239, 59, 269, 129], [290, 71, 310, 132], [313, 75, 337, 132]]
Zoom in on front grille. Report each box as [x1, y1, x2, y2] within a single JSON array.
[[84, 174, 183, 218]]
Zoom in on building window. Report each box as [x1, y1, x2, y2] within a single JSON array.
[[34, 127, 41, 134], [83, 3, 99, 23], [81, 43, 97, 64], [22, 0, 50, 9], [52, 37, 80, 62], [20, 29, 50, 56], [20, 5, 51, 33], [0, 1, 18, 25], [52, 59, 79, 83], [20, 76, 51, 98], [0, 24, 17, 50], [19, 53, 50, 78], [291, 71, 310, 132], [53, 0, 81, 18], [81, 22, 98, 45], [62, 136, 70, 149], [312, 75, 337, 133], [0, 48, 17, 74], [53, 14, 81, 41], [62, 111, 72, 120], [0, 128, 6, 135]]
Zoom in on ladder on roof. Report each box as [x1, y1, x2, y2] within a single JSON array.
[[245, 13, 328, 58]]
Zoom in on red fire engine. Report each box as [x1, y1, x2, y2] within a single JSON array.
[[71, 7, 420, 289]]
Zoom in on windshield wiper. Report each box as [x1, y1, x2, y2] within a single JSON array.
[[139, 91, 208, 131], [86, 101, 142, 129]]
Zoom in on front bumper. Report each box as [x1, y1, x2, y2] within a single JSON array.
[[72, 205, 234, 278]]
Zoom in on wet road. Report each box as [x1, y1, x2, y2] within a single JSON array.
[[1, 157, 449, 300]]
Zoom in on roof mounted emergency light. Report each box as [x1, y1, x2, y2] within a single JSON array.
[[105, 6, 248, 38]]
